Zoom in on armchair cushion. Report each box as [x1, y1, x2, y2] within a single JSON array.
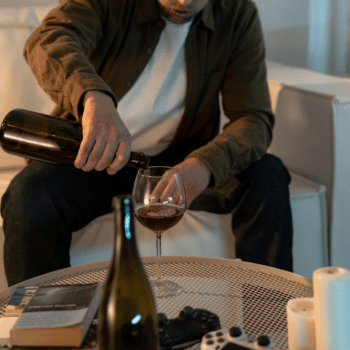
[[267, 60, 350, 270], [0, 4, 55, 169]]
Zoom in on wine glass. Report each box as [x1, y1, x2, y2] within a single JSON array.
[[132, 166, 186, 297]]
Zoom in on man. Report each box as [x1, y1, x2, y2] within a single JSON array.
[[1, 0, 293, 286]]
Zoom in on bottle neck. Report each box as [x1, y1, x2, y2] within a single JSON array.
[[113, 196, 140, 259], [129, 152, 150, 169]]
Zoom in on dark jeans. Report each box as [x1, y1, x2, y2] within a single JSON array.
[[1, 148, 293, 286]]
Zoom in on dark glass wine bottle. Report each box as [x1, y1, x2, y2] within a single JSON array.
[[98, 195, 159, 350], [0, 109, 150, 169]]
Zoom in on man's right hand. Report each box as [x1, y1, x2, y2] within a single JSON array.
[[74, 90, 131, 175]]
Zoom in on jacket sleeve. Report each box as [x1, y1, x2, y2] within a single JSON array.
[[23, 0, 117, 119], [186, 3, 274, 188]]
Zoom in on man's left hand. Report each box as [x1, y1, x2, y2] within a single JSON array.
[[174, 158, 212, 209]]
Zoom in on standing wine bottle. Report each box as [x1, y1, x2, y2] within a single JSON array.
[[98, 195, 159, 350], [0, 109, 150, 169]]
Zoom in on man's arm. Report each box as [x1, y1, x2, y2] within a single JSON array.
[[184, 1, 273, 190], [23, 0, 131, 172], [175, 1, 272, 205]]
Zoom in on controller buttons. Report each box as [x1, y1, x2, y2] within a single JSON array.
[[216, 331, 223, 336], [229, 326, 242, 338], [206, 340, 214, 345], [257, 335, 270, 346], [204, 333, 213, 339], [217, 337, 225, 343]]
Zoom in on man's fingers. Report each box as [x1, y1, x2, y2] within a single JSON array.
[[82, 138, 108, 172], [106, 140, 131, 175], [150, 178, 168, 204], [74, 133, 96, 169], [151, 177, 180, 204], [160, 180, 177, 203], [94, 137, 119, 171]]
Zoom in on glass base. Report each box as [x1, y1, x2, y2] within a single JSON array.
[[151, 278, 183, 298]]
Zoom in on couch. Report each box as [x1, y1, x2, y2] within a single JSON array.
[[0, 0, 339, 291]]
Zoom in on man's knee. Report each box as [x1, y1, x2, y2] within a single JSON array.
[[237, 154, 291, 188], [189, 154, 290, 214]]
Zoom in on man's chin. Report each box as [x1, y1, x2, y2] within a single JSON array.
[[158, 5, 194, 24]]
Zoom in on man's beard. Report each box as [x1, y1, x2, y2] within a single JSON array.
[[157, 2, 195, 24]]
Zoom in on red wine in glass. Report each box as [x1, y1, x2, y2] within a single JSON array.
[[132, 166, 186, 297], [135, 204, 185, 233]]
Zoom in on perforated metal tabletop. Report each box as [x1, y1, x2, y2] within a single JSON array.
[[0, 256, 313, 349]]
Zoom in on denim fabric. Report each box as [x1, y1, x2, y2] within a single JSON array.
[[2, 151, 292, 286], [191, 154, 293, 272]]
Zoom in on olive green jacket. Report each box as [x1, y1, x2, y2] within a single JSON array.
[[23, 0, 274, 189]]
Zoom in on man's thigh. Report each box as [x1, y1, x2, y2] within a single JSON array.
[[189, 154, 291, 214], [1, 161, 138, 231]]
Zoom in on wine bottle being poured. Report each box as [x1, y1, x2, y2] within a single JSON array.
[[0, 109, 150, 169]]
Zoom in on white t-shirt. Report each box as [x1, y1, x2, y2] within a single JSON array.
[[117, 18, 192, 156]]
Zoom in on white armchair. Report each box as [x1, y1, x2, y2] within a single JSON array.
[[0, 1, 338, 291], [267, 61, 350, 271]]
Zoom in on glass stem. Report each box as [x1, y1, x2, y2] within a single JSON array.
[[156, 233, 162, 283]]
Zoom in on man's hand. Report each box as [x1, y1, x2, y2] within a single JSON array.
[[174, 157, 212, 209], [74, 91, 131, 175]]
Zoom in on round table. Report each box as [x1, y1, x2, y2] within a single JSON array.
[[0, 256, 313, 349]]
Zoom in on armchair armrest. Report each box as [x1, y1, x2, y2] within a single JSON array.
[[267, 60, 350, 269]]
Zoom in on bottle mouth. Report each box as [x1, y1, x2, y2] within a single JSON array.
[[0, 111, 11, 143], [0, 122, 3, 142]]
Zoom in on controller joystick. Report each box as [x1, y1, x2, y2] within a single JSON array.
[[257, 335, 271, 347], [230, 326, 243, 338]]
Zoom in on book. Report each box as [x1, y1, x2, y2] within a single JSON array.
[[0, 315, 98, 350], [9, 314, 99, 350], [0, 317, 18, 348], [9, 283, 103, 348], [4, 287, 38, 317]]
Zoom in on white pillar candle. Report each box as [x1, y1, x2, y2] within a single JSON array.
[[313, 266, 350, 350], [287, 297, 316, 350]]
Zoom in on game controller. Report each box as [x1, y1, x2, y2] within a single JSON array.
[[201, 326, 275, 349], [158, 306, 221, 350]]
